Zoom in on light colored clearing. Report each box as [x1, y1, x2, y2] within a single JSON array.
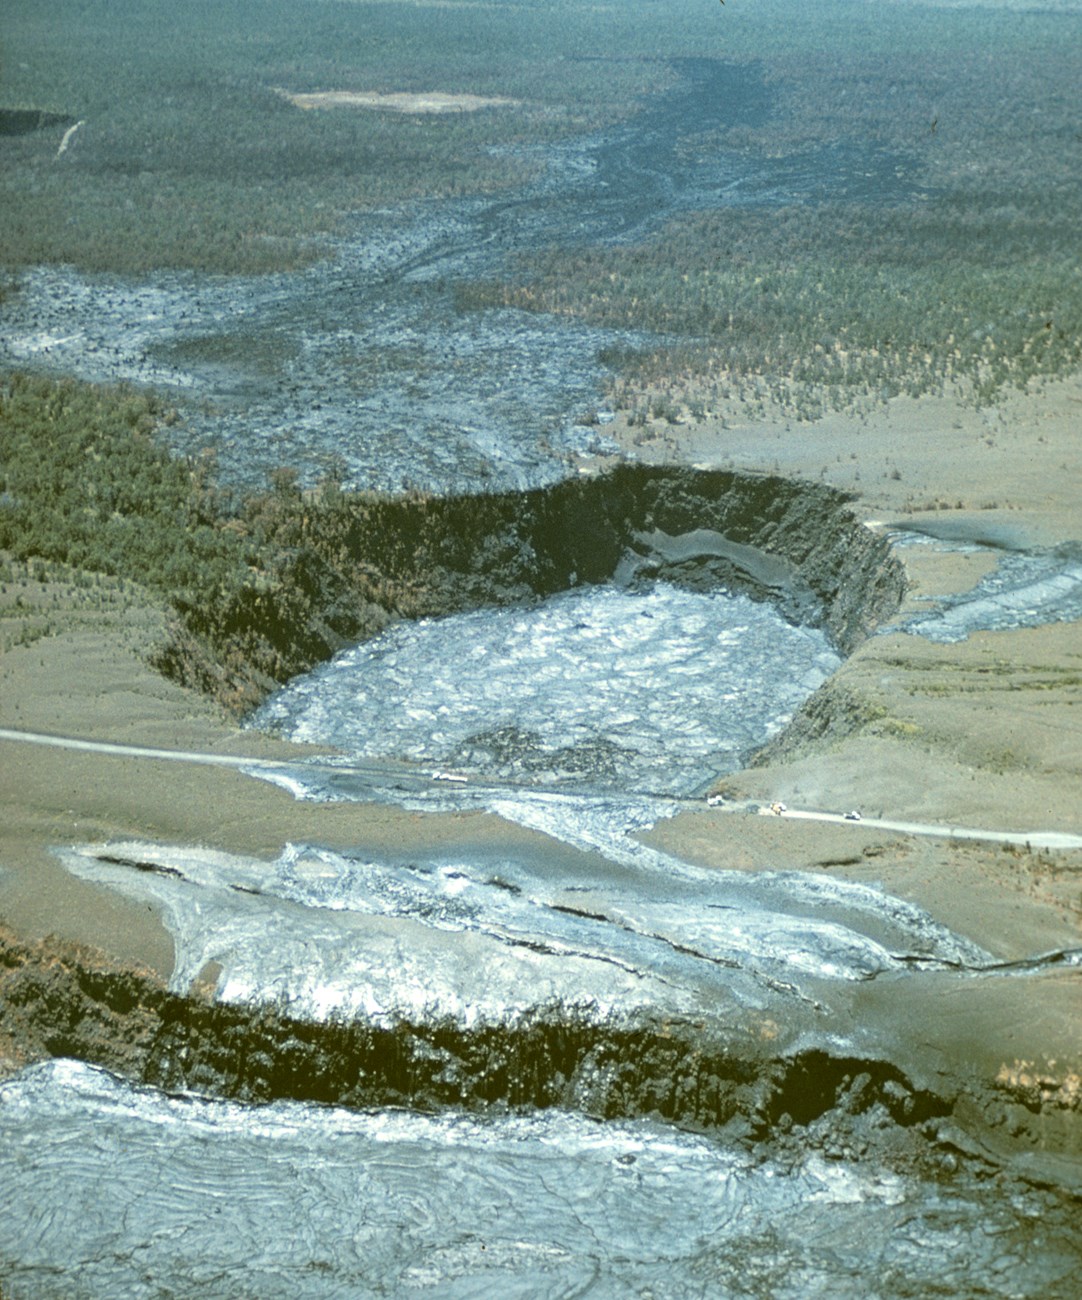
[[276, 88, 522, 115]]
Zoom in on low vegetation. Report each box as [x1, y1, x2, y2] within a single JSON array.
[[464, 198, 1082, 415], [4, 2, 1081, 402], [454, 2, 1082, 415], [0, 0, 676, 275], [0, 375, 242, 587], [2, 1, 1080, 470], [0, 374, 399, 708]]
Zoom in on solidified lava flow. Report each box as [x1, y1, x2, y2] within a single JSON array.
[[1, 1057, 1078, 1300], [1, 52, 1080, 1300], [0, 59, 926, 496]]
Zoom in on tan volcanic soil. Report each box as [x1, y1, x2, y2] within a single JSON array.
[[601, 375, 1082, 939], [607, 377, 1082, 1161], [1, 376, 1080, 1151]]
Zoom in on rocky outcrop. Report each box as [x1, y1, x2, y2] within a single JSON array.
[[12, 924, 1080, 1190], [0, 927, 945, 1152], [749, 677, 888, 767]]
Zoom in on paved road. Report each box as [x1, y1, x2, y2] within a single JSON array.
[[757, 805, 1082, 851], [0, 726, 300, 771], [0, 725, 435, 792], [3, 726, 1082, 850]]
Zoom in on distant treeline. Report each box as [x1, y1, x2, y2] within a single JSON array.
[[0, 0, 675, 275], [2, 0, 1080, 412]]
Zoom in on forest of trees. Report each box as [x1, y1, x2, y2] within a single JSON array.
[[460, 197, 1082, 415], [3, 0, 1080, 398], [0, 373, 391, 707], [0, 0, 673, 274]]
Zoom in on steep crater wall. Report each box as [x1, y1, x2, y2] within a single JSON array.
[[159, 465, 905, 713]]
